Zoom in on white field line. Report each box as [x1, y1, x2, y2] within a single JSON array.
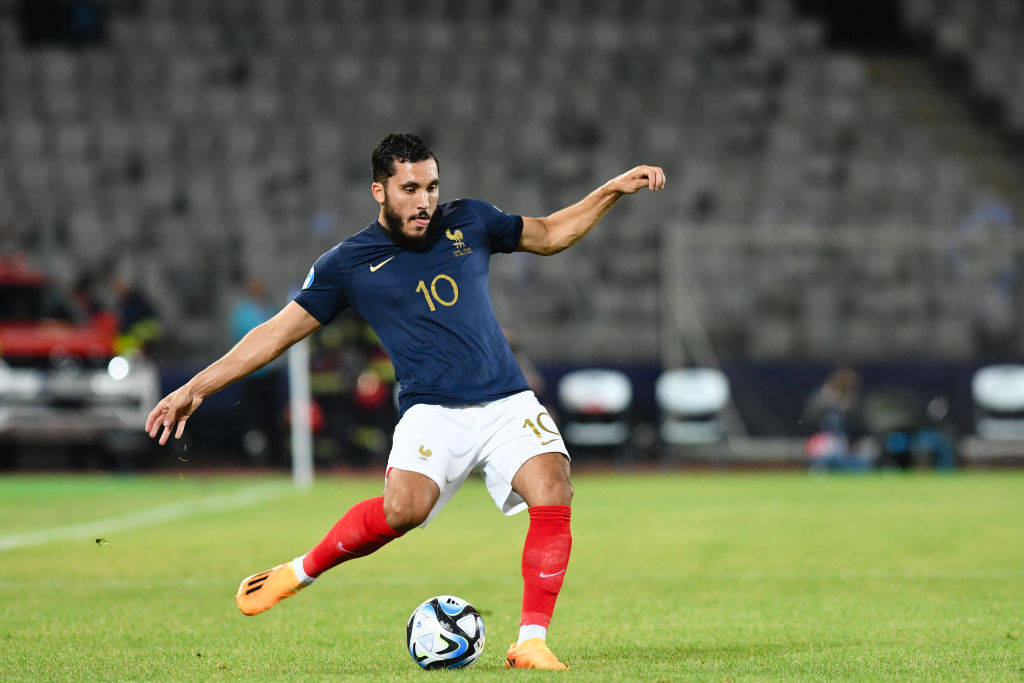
[[0, 481, 292, 553]]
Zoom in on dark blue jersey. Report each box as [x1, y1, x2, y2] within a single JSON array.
[[294, 198, 530, 416]]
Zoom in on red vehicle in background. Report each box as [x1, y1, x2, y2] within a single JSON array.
[[0, 256, 159, 467]]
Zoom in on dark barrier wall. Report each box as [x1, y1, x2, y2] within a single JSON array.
[[538, 361, 985, 438], [160, 360, 991, 455], [718, 361, 978, 437]]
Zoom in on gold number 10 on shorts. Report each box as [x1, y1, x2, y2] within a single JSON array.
[[415, 274, 459, 311], [523, 413, 561, 445]]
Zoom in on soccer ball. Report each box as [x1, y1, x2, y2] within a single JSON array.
[[406, 595, 485, 669]]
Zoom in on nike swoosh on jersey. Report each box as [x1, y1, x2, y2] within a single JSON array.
[[539, 569, 566, 579], [369, 256, 395, 272]]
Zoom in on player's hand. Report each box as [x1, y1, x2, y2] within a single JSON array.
[[608, 165, 666, 194], [145, 386, 204, 445]]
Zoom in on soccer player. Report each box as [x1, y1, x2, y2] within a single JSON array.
[[146, 133, 665, 670]]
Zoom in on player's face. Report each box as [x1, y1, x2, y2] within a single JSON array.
[[374, 159, 440, 250]]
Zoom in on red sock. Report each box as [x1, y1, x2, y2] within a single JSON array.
[[301, 496, 405, 578], [520, 504, 572, 628]]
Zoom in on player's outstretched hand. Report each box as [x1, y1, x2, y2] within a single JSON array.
[[608, 165, 666, 195], [145, 386, 203, 445]]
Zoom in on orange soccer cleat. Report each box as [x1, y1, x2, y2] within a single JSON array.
[[505, 638, 569, 670], [235, 563, 308, 616]]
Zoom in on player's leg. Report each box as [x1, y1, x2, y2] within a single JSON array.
[[236, 403, 461, 616], [235, 471, 438, 616], [505, 451, 573, 669], [302, 469, 438, 574]]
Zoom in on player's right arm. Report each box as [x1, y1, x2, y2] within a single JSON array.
[[145, 301, 322, 445]]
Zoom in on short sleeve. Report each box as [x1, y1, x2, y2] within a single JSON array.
[[469, 199, 524, 254], [292, 247, 349, 324]]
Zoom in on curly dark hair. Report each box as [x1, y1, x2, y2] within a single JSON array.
[[371, 133, 438, 184]]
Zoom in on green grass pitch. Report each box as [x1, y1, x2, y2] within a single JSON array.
[[1, 471, 1022, 680]]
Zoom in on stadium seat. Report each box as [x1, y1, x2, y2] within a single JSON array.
[[557, 369, 633, 453], [655, 368, 731, 446], [971, 364, 1024, 440]]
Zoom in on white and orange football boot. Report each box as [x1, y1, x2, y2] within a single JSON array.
[[235, 563, 308, 615], [505, 638, 569, 670]]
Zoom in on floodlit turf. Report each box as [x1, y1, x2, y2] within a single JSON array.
[[1, 470, 1022, 680]]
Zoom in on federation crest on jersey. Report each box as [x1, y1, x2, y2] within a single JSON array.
[[302, 266, 315, 289], [445, 228, 472, 257]]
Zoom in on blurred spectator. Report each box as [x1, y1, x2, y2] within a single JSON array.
[[112, 276, 161, 355], [308, 314, 396, 467], [229, 278, 283, 463], [230, 278, 275, 345], [73, 271, 118, 334], [865, 390, 957, 471], [72, 272, 104, 317], [802, 367, 873, 471]]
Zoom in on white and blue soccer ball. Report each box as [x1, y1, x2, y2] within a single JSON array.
[[406, 595, 485, 669]]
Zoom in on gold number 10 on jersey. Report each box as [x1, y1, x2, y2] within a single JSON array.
[[415, 274, 459, 311]]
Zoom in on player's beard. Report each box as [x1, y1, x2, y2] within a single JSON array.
[[380, 195, 441, 252]]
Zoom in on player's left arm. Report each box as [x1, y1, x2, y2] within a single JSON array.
[[518, 165, 665, 256]]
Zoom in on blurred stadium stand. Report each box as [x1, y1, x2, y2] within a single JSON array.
[[1, 0, 1023, 461]]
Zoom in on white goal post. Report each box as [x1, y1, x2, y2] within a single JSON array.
[[287, 338, 314, 489]]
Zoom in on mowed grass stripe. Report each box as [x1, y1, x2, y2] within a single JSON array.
[[0, 481, 291, 552], [0, 473, 292, 534]]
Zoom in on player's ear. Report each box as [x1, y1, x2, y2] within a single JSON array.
[[371, 182, 385, 204]]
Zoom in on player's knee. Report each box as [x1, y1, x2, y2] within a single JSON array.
[[514, 453, 574, 506], [383, 494, 433, 532], [527, 475, 573, 507], [382, 469, 440, 532], [549, 477, 574, 506]]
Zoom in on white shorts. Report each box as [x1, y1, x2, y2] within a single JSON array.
[[386, 390, 569, 528]]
